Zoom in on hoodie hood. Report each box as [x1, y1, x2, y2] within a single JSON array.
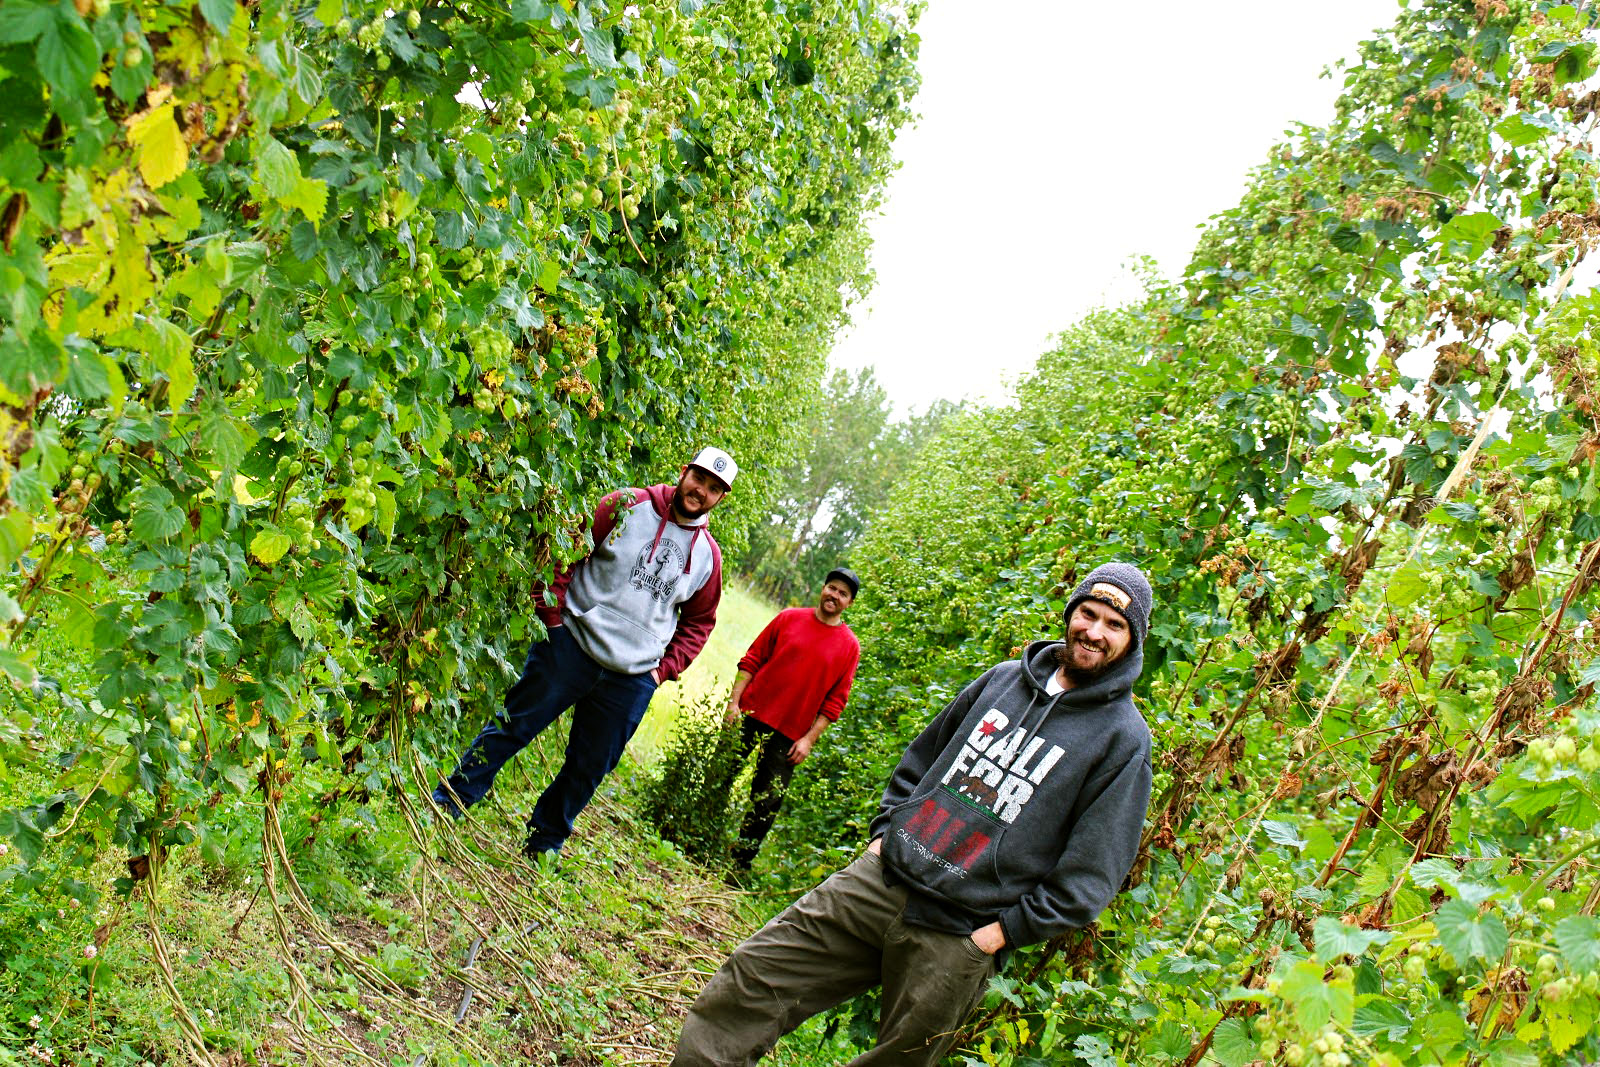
[[972, 641, 1142, 813], [1020, 640, 1143, 709]]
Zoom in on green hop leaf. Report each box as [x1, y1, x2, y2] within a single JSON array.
[[1435, 899, 1508, 962]]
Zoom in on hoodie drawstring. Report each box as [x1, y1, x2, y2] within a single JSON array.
[[684, 526, 701, 573], [646, 513, 668, 564], [645, 510, 702, 574]]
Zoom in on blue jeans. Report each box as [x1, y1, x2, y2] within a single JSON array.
[[433, 625, 659, 852]]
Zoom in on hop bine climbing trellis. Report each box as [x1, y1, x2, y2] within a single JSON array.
[[780, 4, 1600, 1065], [0, 0, 918, 1057]]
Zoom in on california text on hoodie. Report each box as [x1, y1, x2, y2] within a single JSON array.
[[536, 485, 721, 681], [871, 641, 1152, 950]]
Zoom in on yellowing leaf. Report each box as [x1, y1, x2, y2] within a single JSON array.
[[391, 188, 418, 221], [46, 244, 110, 293], [1545, 997, 1596, 1054], [462, 132, 495, 164], [254, 138, 327, 223], [146, 316, 196, 408], [75, 226, 158, 335], [250, 528, 293, 564], [283, 175, 329, 225], [0, 511, 34, 569], [231, 475, 266, 506], [127, 102, 188, 189], [151, 173, 204, 241], [60, 170, 98, 230], [374, 486, 396, 540]]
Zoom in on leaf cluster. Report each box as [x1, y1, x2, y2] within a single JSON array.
[[774, 3, 1600, 1064], [0, 0, 919, 1052]]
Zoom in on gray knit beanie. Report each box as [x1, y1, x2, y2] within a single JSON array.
[[1063, 562, 1153, 654]]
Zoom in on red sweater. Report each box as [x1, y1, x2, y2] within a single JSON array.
[[737, 608, 861, 741]]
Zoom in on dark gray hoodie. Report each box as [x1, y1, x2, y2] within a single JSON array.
[[871, 641, 1152, 949]]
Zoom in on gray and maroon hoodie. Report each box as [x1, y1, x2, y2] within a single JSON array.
[[535, 484, 721, 681], [871, 641, 1151, 949]]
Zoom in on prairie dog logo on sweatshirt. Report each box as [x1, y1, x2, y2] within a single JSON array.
[[630, 540, 684, 603], [895, 708, 1066, 876]]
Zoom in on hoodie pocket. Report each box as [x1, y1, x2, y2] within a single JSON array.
[[882, 788, 1006, 903], [588, 601, 671, 641], [567, 602, 673, 674]]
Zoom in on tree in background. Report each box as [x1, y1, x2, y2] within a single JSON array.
[[738, 367, 955, 603]]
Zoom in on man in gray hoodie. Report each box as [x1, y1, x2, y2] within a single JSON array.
[[672, 562, 1153, 1066], [434, 448, 733, 857]]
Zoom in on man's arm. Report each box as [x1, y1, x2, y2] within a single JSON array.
[[816, 640, 860, 723], [994, 751, 1152, 950], [655, 538, 722, 682], [723, 669, 754, 723], [868, 666, 998, 841], [785, 714, 830, 764], [722, 612, 783, 717], [533, 489, 636, 630]]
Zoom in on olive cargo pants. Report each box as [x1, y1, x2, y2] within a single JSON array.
[[672, 850, 997, 1066]]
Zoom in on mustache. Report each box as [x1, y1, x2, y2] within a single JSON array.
[[1054, 640, 1111, 665], [674, 499, 708, 518]]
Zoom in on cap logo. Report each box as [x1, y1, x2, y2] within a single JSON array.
[[1090, 582, 1131, 611], [712, 457, 727, 472]]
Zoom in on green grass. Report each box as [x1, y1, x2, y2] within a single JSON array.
[[0, 577, 891, 1066], [0, 743, 761, 1065], [631, 580, 781, 762]]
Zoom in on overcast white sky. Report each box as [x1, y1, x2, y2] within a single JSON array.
[[829, 0, 1408, 414]]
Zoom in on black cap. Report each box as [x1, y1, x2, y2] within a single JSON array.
[[824, 567, 860, 597]]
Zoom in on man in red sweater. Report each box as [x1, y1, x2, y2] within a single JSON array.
[[723, 568, 862, 869]]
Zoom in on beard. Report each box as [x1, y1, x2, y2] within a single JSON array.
[[672, 484, 710, 519], [1054, 639, 1121, 685]]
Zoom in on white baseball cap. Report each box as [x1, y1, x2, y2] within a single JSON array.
[[688, 446, 737, 488]]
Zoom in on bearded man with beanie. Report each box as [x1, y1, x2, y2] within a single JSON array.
[[672, 562, 1154, 1067], [434, 448, 734, 858]]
